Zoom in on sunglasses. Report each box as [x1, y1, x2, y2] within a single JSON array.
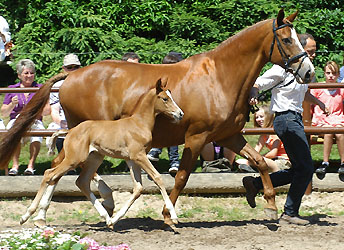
[[65, 65, 80, 70]]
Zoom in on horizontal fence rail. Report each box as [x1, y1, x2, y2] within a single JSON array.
[[0, 83, 344, 137]]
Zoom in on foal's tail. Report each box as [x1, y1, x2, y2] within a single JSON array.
[[0, 72, 69, 169], [47, 130, 69, 156]]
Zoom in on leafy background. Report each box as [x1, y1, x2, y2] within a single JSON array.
[[0, 0, 343, 84]]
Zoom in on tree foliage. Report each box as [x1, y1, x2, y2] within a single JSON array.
[[0, 0, 343, 83]]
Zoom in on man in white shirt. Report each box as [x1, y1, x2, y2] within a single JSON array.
[[243, 34, 328, 225]]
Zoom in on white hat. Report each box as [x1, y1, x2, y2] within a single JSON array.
[[63, 53, 81, 66]]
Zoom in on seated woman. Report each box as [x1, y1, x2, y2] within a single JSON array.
[[311, 61, 344, 176], [236, 105, 291, 173], [1, 59, 50, 176]]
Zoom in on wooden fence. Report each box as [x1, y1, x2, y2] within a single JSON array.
[[1, 83, 344, 137]]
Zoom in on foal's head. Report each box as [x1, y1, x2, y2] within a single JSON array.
[[154, 78, 184, 122], [268, 9, 315, 84]]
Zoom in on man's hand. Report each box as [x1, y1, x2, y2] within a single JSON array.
[[249, 85, 259, 105]]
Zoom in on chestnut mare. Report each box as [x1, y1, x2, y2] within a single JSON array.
[[0, 10, 314, 226], [20, 79, 183, 228]]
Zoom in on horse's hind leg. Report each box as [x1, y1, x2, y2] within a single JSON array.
[[92, 174, 115, 217], [21, 167, 63, 226], [217, 134, 277, 219], [110, 160, 143, 226], [75, 152, 113, 227], [31, 151, 65, 226]]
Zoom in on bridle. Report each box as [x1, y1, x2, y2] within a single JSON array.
[[247, 20, 310, 119], [268, 19, 308, 78]]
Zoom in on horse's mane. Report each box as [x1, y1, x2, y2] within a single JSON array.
[[211, 19, 270, 53], [0, 72, 68, 169]]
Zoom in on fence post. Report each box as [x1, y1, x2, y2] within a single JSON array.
[[303, 100, 313, 195]]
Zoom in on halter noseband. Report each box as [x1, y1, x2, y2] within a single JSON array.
[[268, 19, 308, 76]]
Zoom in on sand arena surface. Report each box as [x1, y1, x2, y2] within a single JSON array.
[[1, 191, 344, 250]]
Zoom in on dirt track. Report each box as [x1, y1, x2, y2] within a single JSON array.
[[1, 191, 344, 250]]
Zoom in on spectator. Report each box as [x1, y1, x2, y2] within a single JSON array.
[[236, 105, 291, 173], [243, 33, 328, 225], [0, 15, 11, 62], [200, 142, 236, 172], [311, 61, 344, 176], [1, 59, 50, 176], [121, 52, 140, 63], [47, 53, 81, 153], [147, 52, 183, 176]]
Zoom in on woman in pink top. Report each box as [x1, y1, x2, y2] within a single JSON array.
[[236, 105, 290, 173], [311, 61, 344, 175]]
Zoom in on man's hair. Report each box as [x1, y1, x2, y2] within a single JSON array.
[[122, 52, 140, 61], [162, 52, 183, 64], [299, 33, 315, 48]]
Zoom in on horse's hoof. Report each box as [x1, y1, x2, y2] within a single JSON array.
[[19, 217, 26, 225], [264, 207, 278, 220], [171, 219, 179, 225], [33, 219, 47, 228]]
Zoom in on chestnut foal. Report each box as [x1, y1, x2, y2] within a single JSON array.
[[20, 78, 184, 229]]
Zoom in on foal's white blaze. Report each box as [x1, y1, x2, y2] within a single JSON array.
[[166, 90, 184, 120], [290, 27, 315, 83]]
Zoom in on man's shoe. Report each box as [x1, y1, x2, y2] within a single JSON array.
[[147, 151, 159, 162], [242, 176, 258, 208], [279, 213, 309, 225]]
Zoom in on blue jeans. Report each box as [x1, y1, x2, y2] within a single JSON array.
[[253, 111, 314, 216], [150, 146, 179, 166]]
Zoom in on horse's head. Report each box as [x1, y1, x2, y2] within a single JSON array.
[[268, 9, 315, 84], [155, 78, 184, 122]]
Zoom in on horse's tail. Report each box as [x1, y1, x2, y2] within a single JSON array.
[[47, 129, 69, 156], [0, 72, 69, 169]]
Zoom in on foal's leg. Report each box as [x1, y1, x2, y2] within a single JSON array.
[[134, 154, 178, 223], [20, 165, 67, 226], [217, 133, 277, 219], [75, 152, 113, 227], [109, 160, 143, 226], [31, 150, 66, 226], [92, 173, 115, 217]]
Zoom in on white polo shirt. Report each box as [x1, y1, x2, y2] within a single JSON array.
[[255, 65, 308, 114]]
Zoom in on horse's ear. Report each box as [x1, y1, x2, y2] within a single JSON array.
[[276, 9, 285, 27], [156, 78, 163, 94], [286, 10, 299, 23]]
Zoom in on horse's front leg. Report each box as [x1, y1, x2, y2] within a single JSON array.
[[162, 134, 206, 225], [217, 133, 278, 220]]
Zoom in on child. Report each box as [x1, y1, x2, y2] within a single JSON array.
[[236, 105, 291, 172], [311, 61, 344, 176]]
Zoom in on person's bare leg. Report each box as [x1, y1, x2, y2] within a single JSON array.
[[335, 133, 344, 163], [323, 134, 334, 163], [27, 141, 41, 171], [224, 148, 236, 164], [11, 144, 21, 171]]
